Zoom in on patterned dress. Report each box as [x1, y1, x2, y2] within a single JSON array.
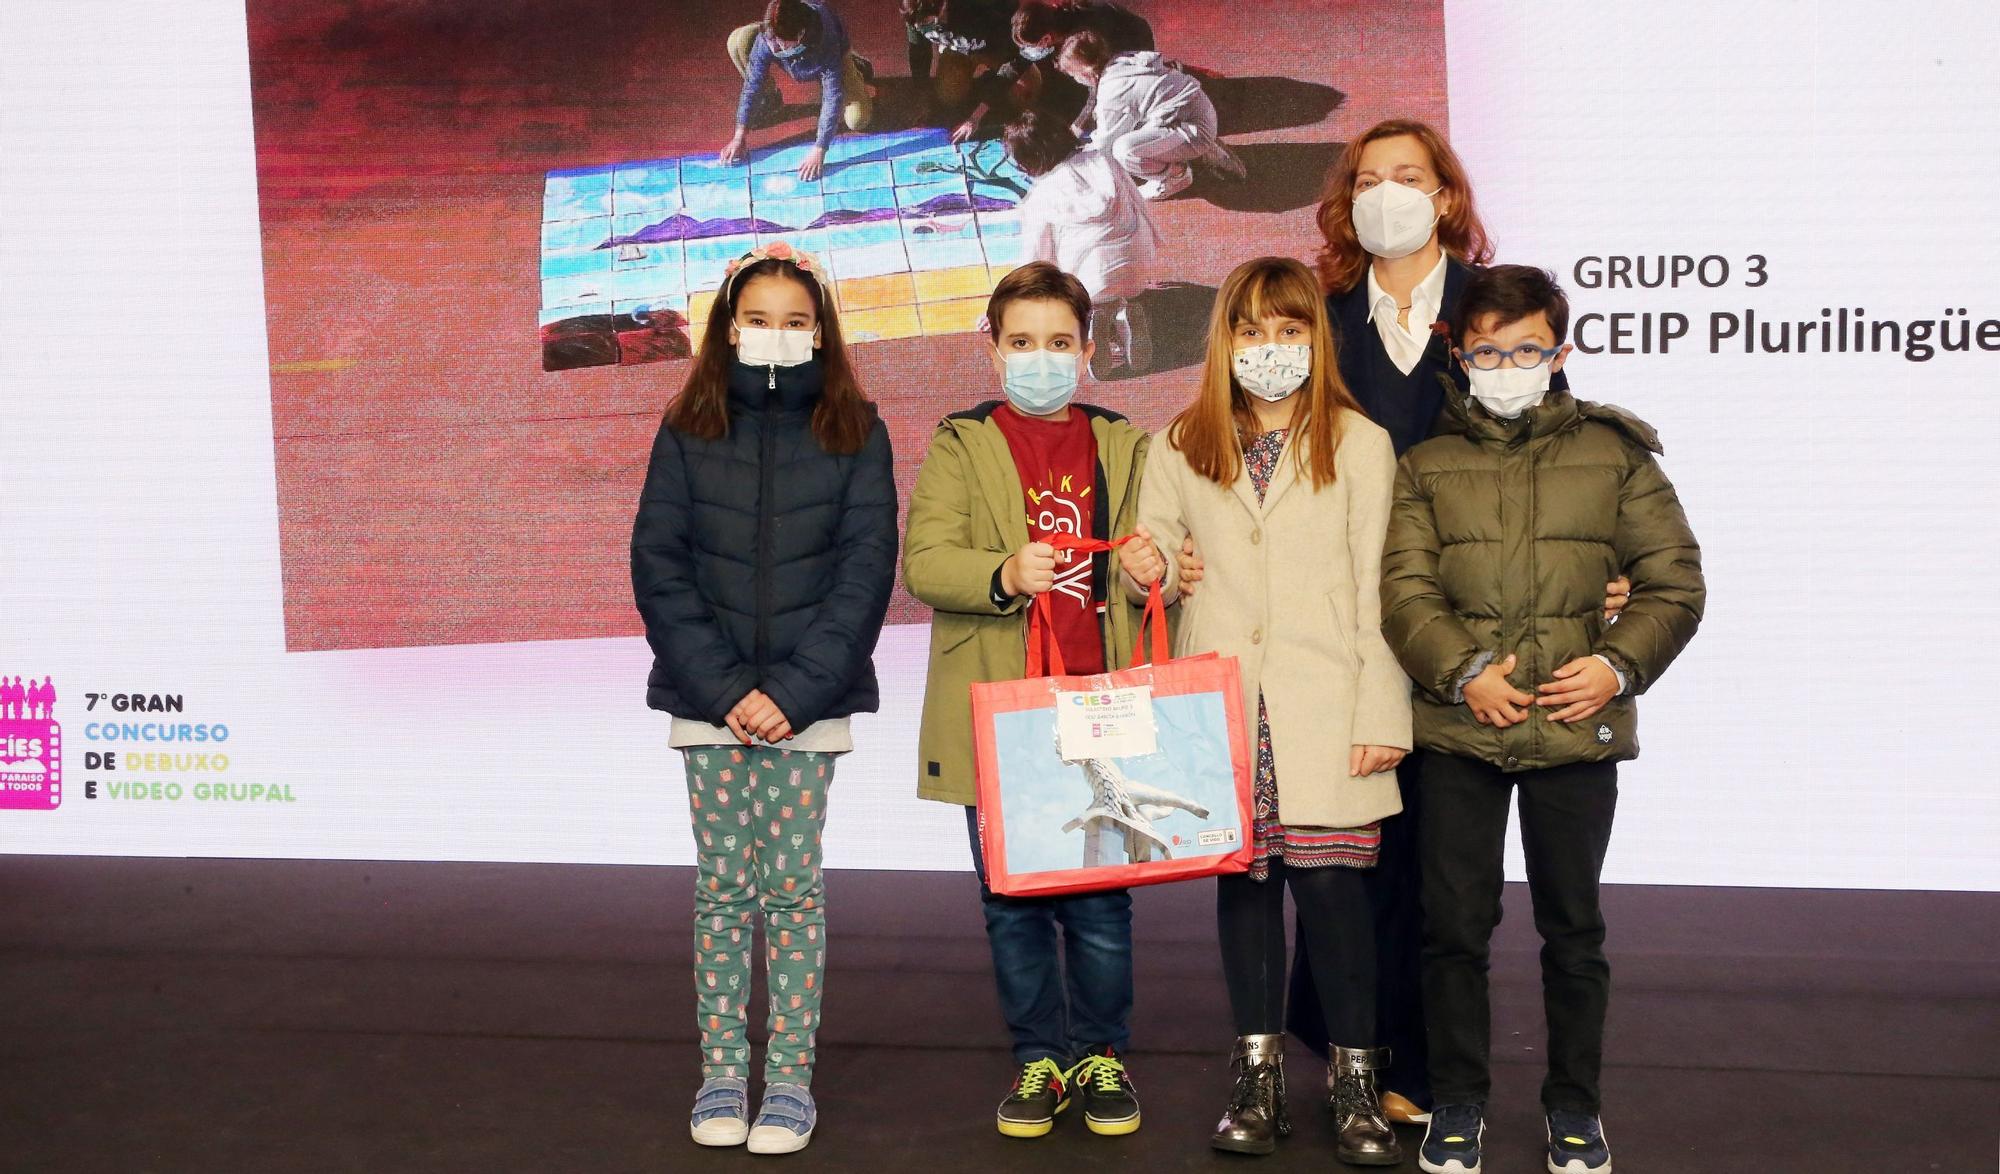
[[1241, 427, 1382, 881]]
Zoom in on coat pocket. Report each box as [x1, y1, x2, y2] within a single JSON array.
[[930, 612, 980, 657], [1324, 588, 1361, 669]]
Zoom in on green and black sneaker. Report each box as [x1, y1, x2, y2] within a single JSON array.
[[996, 1057, 1070, 1138], [1069, 1045, 1142, 1136]]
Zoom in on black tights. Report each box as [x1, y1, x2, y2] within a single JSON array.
[[1217, 860, 1377, 1045]]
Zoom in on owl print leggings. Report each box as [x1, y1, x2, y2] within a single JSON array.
[[684, 745, 832, 1086]]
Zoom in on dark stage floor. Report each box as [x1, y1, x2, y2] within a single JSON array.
[[1, 858, 1994, 1172]]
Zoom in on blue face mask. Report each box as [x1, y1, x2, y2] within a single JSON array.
[[1002, 349, 1080, 415], [771, 39, 807, 59], [1018, 41, 1055, 61]]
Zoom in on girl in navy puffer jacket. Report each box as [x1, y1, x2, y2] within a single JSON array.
[[632, 241, 897, 1155]]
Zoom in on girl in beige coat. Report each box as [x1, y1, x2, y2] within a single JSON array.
[[1120, 257, 1412, 1165]]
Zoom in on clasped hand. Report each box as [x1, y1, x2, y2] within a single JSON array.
[[1118, 524, 1166, 587], [726, 688, 792, 745], [1465, 653, 1619, 727]]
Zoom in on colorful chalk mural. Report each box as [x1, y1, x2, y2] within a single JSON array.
[[539, 128, 1030, 370]]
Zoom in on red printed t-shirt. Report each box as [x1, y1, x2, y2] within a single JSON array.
[[990, 404, 1105, 675]]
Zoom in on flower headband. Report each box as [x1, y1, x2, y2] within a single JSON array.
[[722, 240, 827, 299]]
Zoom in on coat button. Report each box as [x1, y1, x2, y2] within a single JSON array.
[[1250, 529, 1262, 545], [1251, 628, 1263, 645], [1505, 756, 1519, 768]]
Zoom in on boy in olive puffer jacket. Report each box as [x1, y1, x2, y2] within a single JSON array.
[[1381, 265, 1704, 1174]]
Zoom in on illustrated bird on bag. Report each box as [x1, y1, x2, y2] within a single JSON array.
[[1064, 755, 1210, 866]]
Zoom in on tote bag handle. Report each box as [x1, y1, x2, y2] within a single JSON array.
[[1022, 532, 1170, 677]]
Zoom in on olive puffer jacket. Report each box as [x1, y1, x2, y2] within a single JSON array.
[[1382, 380, 1705, 770]]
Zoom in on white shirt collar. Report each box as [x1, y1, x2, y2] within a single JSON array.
[[1364, 252, 1450, 331]]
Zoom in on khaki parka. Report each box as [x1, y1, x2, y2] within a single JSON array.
[[903, 403, 1152, 806], [1383, 381, 1705, 770]]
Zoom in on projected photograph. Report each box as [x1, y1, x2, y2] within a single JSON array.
[[540, 133, 1031, 370], [248, 0, 1449, 651]]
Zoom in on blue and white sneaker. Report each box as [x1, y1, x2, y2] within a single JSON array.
[[747, 1082, 816, 1155], [1546, 1109, 1611, 1173], [1418, 1102, 1485, 1174], [690, 1076, 749, 1146]]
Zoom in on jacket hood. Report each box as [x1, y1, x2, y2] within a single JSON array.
[[938, 399, 1130, 434], [1103, 50, 1168, 77], [728, 356, 823, 414], [1433, 373, 1662, 454]]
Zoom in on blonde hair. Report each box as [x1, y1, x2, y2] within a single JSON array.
[[1166, 256, 1363, 488]]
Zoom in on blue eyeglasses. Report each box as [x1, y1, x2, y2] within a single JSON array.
[[1457, 343, 1563, 370]]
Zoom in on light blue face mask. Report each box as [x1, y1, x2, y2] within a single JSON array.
[[1002, 349, 1080, 415], [771, 39, 808, 59], [1019, 42, 1055, 61]]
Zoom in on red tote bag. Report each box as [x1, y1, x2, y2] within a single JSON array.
[[971, 533, 1255, 898]]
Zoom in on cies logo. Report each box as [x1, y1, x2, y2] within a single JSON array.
[[0, 674, 62, 810]]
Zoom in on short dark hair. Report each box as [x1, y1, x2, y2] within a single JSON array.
[[1001, 109, 1078, 178], [987, 261, 1092, 342], [1059, 29, 1111, 71], [900, 0, 945, 20], [763, 0, 816, 42], [1450, 264, 1571, 347]]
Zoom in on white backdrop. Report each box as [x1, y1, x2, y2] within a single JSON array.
[[3, 1, 1997, 888]]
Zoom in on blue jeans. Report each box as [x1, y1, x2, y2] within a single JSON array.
[[964, 806, 1134, 1065]]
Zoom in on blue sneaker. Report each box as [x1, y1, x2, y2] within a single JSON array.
[[1546, 1110, 1611, 1173], [747, 1082, 816, 1155], [690, 1076, 749, 1147], [1419, 1102, 1484, 1174]]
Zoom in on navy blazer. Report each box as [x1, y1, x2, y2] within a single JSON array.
[[1329, 257, 1568, 457]]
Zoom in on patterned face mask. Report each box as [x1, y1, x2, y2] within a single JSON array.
[[1232, 343, 1312, 401]]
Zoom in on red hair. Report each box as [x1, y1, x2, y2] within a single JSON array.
[[1313, 119, 1493, 294]]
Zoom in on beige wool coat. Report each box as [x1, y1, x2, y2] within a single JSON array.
[[1130, 409, 1413, 828]]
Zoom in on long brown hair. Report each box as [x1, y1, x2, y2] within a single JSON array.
[[664, 256, 874, 455], [1166, 256, 1363, 489], [1313, 118, 1493, 295]]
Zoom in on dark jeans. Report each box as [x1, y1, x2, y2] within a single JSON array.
[[1219, 859, 1376, 1044], [1284, 756, 1430, 1103], [1419, 753, 1618, 1114], [964, 807, 1134, 1065]]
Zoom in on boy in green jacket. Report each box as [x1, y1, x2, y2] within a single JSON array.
[[1381, 266, 1705, 1174], [903, 261, 1152, 1140]]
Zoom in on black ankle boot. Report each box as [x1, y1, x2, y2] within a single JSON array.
[[1329, 1045, 1401, 1166], [1211, 1033, 1290, 1155]]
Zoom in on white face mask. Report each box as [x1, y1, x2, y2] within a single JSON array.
[[1232, 343, 1312, 402], [1351, 182, 1441, 260], [1465, 363, 1551, 419], [1019, 41, 1055, 61], [736, 325, 815, 367]]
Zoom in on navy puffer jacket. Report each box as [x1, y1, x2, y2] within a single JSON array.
[[631, 358, 899, 727]]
